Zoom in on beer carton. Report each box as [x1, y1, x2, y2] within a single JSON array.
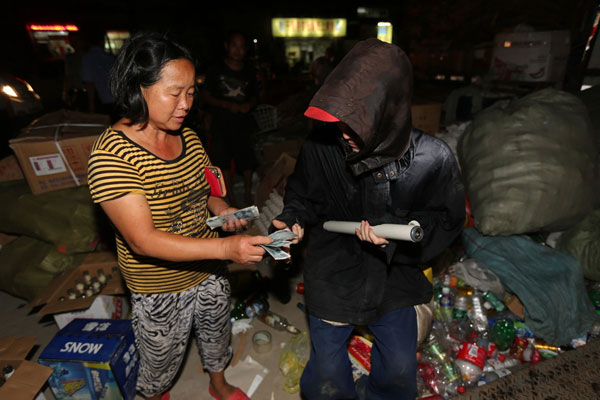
[[38, 319, 139, 400]]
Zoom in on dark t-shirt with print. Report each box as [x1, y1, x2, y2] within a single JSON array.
[[204, 62, 258, 105], [203, 61, 259, 171]]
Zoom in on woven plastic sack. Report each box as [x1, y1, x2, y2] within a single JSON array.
[[0, 236, 86, 300], [0, 180, 111, 254], [556, 209, 600, 281], [458, 88, 599, 235]]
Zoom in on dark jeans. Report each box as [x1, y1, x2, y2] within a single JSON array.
[[300, 307, 418, 400]]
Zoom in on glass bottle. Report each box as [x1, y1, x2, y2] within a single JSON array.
[[257, 310, 299, 334]]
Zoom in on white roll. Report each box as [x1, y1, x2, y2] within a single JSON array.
[[323, 221, 424, 242]]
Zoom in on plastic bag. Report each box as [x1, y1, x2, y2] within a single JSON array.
[[279, 331, 309, 394], [458, 88, 599, 235], [449, 257, 505, 298], [556, 209, 600, 281]]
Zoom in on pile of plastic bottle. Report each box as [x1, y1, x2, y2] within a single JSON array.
[[416, 268, 600, 399]]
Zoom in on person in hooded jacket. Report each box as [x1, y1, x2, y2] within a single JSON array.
[[272, 39, 465, 399]]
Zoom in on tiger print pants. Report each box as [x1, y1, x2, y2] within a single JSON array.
[[130, 274, 232, 397]]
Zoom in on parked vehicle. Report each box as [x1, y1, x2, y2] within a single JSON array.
[[0, 73, 44, 156]]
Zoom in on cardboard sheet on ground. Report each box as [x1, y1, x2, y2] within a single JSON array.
[[224, 355, 269, 397]]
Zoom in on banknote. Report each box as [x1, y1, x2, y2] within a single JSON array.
[[207, 205, 260, 230], [269, 240, 292, 247], [268, 229, 298, 242], [259, 229, 298, 260], [260, 244, 291, 260]]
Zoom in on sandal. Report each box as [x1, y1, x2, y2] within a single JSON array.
[[208, 386, 250, 400]]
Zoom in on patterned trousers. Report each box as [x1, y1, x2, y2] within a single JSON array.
[[130, 274, 232, 397]]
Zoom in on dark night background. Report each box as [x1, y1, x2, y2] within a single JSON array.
[[2, 1, 599, 119]]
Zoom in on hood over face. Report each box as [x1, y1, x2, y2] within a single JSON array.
[[306, 38, 413, 176]]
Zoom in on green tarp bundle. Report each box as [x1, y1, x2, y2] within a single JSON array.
[[458, 88, 599, 236], [462, 227, 597, 345]]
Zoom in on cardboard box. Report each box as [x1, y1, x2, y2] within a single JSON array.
[[30, 252, 130, 329], [412, 103, 442, 134], [504, 293, 525, 320], [0, 337, 53, 400], [0, 155, 25, 182], [262, 139, 303, 164], [489, 30, 571, 83], [254, 152, 297, 209], [9, 110, 109, 194], [39, 319, 139, 400]]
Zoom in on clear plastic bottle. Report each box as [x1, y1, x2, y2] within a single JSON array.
[[257, 310, 299, 334], [422, 333, 462, 395], [439, 287, 454, 323], [469, 292, 489, 333], [453, 294, 469, 320]]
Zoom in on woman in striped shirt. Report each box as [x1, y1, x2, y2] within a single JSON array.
[[88, 31, 271, 400]]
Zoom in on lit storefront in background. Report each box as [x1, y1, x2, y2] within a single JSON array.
[[272, 18, 347, 38], [105, 31, 130, 55], [27, 24, 130, 58], [27, 24, 80, 58], [377, 22, 393, 44], [271, 18, 347, 69]]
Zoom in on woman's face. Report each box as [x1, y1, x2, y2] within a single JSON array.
[[141, 58, 195, 132]]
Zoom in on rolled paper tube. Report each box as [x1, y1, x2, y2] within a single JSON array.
[[322, 221, 424, 242]]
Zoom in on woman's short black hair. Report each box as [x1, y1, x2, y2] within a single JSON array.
[[110, 31, 195, 125]]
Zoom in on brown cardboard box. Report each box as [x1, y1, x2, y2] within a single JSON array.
[[504, 293, 525, 320], [0, 155, 25, 182], [9, 110, 109, 194], [254, 152, 297, 209], [29, 251, 130, 329], [262, 139, 303, 164], [411, 103, 442, 134], [0, 337, 53, 400]]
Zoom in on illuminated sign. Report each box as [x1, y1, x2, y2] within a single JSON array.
[[28, 24, 79, 32], [377, 22, 393, 44], [272, 18, 346, 38]]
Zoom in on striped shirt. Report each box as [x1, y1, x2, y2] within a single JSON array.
[[88, 127, 223, 294]]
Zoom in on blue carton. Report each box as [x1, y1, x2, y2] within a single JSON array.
[[39, 318, 139, 400]]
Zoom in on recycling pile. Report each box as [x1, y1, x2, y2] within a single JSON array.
[[416, 259, 600, 399]]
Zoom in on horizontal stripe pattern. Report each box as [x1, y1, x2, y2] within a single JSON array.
[[88, 128, 222, 293]]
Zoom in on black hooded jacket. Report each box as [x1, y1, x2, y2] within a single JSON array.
[[276, 39, 465, 325]]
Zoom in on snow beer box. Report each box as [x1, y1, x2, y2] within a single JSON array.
[[39, 318, 139, 400]]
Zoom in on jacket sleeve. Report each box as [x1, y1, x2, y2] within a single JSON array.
[[391, 145, 466, 265]]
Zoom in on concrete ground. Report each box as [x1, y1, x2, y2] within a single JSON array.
[[0, 258, 309, 400]]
